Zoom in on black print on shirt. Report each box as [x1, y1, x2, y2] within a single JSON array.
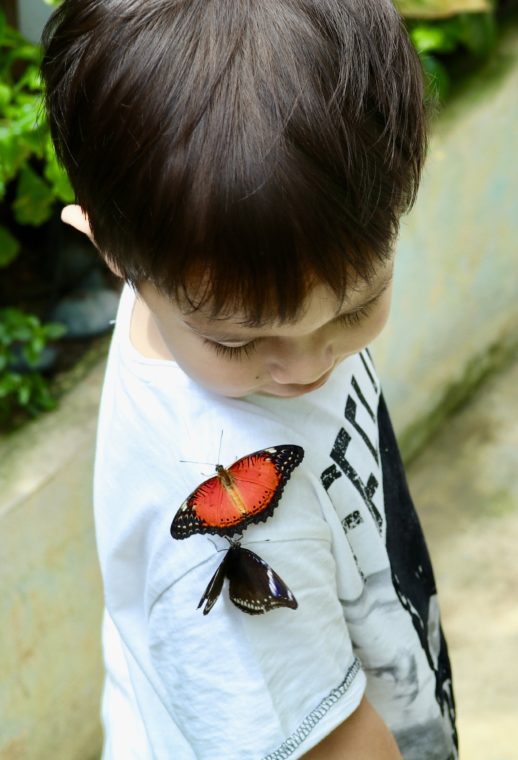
[[319, 355, 458, 757], [351, 376, 375, 421], [320, 369, 382, 531], [342, 510, 364, 532], [359, 351, 378, 392], [328, 426, 383, 532], [377, 394, 458, 754], [345, 394, 379, 464], [321, 463, 342, 491]]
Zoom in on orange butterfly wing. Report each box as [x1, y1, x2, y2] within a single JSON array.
[[185, 475, 243, 529], [171, 445, 304, 538]]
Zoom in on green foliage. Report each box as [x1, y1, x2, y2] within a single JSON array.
[[0, 308, 66, 422], [0, 8, 74, 242], [0, 4, 70, 427], [405, 10, 498, 99], [0, 223, 19, 265]]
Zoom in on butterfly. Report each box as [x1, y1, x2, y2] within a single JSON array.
[[198, 541, 298, 615], [171, 444, 304, 539]]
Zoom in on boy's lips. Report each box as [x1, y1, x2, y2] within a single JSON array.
[[264, 367, 334, 398]]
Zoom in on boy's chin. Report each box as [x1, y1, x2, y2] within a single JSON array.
[[202, 367, 335, 399]]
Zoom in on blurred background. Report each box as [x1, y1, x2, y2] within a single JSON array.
[[0, 1, 516, 758]]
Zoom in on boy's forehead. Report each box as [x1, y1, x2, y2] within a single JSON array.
[[175, 260, 394, 337]]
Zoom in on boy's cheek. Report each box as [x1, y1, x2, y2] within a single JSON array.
[[371, 286, 393, 336], [166, 341, 257, 395]]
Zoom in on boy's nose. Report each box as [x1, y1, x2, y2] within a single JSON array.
[[267, 339, 334, 386]]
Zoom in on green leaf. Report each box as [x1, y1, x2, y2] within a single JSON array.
[[0, 99, 45, 183], [6, 320, 33, 343], [5, 97, 43, 133], [43, 321, 67, 340], [18, 382, 31, 406], [0, 225, 21, 266], [17, 126, 46, 159], [0, 372, 21, 399], [1, 25, 28, 51], [12, 165, 55, 226], [4, 44, 41, 73], [0, 125, 31, 185], [29, 379, 57, 414], [411, 24, 458, 53], [44, 136, 75, 202], [0, 83, 12, 110], [13, 65, 43, 95]]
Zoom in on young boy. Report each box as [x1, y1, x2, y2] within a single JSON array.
[[41, 1, 457, 758]]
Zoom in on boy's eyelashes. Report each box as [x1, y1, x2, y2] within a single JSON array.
[[202, 338, 259, 361], [333, 302, 375, 328], [201, 300, 378, 361]]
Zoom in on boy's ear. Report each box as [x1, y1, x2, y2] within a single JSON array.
[[61, 204, 123, 278], [61, 204, 94, 240]]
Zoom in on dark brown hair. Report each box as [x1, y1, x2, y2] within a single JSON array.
[[41, 0, 427, 321]]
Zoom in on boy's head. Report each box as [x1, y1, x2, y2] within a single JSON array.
[[41, 0, 426, 397]]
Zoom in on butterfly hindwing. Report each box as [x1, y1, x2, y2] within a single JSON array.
[[228, 546, 298, 615], [171, 444, 304, 538], [197, 549, 233, 616], [198, 544, 298, 616]]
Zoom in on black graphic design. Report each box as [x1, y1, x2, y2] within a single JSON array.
[[342, 510, 363, 532], [351, 376, 375, 421], [321, 463, 342, 491], [345, 394, 378, 463], [359, 351, 378, 391], [378, 394, 458, 752], [329, 426, 382, 531], [318, 352, 457, 759]]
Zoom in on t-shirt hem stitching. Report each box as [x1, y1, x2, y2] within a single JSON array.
[[262, 657, 362, 760]]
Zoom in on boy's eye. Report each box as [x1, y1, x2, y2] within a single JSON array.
[[334, 301, 374, 327], [200, 296, 379, 360], [202, 338, 258, 360]]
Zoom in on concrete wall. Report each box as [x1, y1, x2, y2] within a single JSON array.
[[373, 26, 518, 457], [3, 4, 104, 759], [17, 0, 53, 44], [0, 365, 105, 760]]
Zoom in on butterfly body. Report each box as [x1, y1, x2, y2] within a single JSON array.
[[198, 543, 298, 616], [171, 444, 304, 538]]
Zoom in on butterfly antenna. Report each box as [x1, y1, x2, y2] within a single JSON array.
[[207, 537, 228, 553], [179, 459, 216, 467], [217, 429, 224, 464]]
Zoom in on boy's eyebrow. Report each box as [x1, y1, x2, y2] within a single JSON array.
[[185, 274, 393, 342]]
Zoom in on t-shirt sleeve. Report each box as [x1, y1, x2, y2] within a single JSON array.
[[147, 469, 366, 760]]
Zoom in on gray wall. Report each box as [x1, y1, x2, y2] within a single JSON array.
[[372, 26, 518, 457], [18, 0, 53, 44]]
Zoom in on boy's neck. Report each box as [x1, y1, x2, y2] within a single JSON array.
[[130, 294, 174, 361]]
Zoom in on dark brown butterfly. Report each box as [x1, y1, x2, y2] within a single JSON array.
[[171, 445, 304, 539], [198, 542, 298, 616]]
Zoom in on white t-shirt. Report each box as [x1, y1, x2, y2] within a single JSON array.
[[93, 286, 458, 760]]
